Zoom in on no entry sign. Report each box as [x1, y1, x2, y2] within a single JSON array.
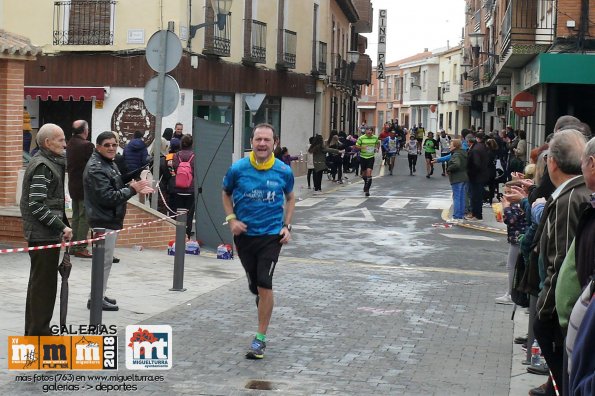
[[512, 91, 536, 117]]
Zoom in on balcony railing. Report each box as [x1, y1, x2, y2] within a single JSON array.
[[277, 29, 296, 69], [53, 0, 116, 45], [500, 0, 555, 55], [203, 9, 231, 57], [243, 19, 267, 64], [330, 53, 348, 87], [473, 9, 481, 32], [317, 41, 327, 75]]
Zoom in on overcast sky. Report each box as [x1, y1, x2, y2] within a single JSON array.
[[362, 0, 466, 65]]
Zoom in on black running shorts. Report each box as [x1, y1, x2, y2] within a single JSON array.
[[234, 234, 282, 294], [360, 156, 375, 171]]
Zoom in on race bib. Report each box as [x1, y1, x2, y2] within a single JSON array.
[[365, 146, 375, 154]]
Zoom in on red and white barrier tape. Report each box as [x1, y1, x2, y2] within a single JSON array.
[[0, 213, 179, 255]]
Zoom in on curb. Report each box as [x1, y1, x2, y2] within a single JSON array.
[[441, 205, 507, 235]]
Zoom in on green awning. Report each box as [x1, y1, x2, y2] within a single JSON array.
[[539, 53, 595, 85]]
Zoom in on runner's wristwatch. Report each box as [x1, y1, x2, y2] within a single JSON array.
[[283, 224, 292, 232]]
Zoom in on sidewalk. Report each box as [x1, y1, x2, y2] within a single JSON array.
[[0, 247, 245, 373]]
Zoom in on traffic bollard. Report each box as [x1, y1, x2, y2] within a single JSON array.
[[170, 209, 187, 291], [90, 228, 106, 329]]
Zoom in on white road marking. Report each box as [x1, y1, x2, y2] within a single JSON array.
[[380, 198, 411, 209], [291, 225, 311, 230], [295, 198, 326, 207], [327, 207, 376, 222], [336, 198, 367, 208], [425, 199, 452, 210], [439, 233, 498, 242]]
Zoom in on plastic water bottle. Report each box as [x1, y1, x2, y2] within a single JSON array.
[[531, 340, 541, 366]]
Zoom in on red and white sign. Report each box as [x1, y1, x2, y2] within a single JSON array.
[[512, 91, 536, 117]]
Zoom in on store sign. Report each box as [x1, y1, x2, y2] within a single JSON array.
[[457, 93, 471, 106], [496, 85, 511, 102], [377, 9, 387, 80], [111, 98, 156, 148]]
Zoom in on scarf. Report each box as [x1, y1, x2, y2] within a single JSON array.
[[249, 151, 275, 171]]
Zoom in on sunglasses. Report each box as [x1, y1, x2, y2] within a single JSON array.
[[101, 143, 118, 148]]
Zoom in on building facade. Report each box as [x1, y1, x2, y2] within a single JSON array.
[[461, 0, 595, 148], [2, 0, 372, 165]]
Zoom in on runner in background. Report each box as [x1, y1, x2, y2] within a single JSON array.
[[382, 130, 399, 176], [423, 131, 438, 178], [355, 127, 380, 197]]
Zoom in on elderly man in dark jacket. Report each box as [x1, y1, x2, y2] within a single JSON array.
[[466, 133, 490, 221], [84, 131, 152, 311], [20, 123, 73, 335], [533, 130, 591, 396], [66, 120, 94, 258]]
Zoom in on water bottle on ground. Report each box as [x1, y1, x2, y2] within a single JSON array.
[[530, 340, 541, 366]]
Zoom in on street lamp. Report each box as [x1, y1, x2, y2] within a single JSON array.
[[347, 50, 360, 66], [461, 62, 472, 80], [190, 0, 233, 38], [468, 32, 499, 63]]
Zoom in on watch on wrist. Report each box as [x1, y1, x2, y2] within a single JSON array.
[[283, 223, 292, 232]]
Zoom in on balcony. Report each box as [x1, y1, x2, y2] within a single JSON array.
[[500, 0, 555, 59], [312, 41, 327, 76], [352, 53, 372, 85], [276, 29, 296, 70], [330, 53, 348, 87], [352, 0, 373, 33], [53, 0, 116, 45], [243, 19, 266, 65], [203, 7, 231, 57]]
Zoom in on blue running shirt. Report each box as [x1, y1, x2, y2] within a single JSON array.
[[222, 157, 294, 236]]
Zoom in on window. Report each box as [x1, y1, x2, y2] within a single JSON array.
[[379, 79, 385, 99], [378, 111, 384, 130], [422, 70, 427, 91], [386, 76, 392, 99], [448, 111, 453, 129], [243, 97, 281, 151], [53, 0, 116, 45]]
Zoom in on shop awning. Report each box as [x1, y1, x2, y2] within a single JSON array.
[[24, 86, 104, 101]]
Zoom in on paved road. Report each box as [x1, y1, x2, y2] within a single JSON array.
[[1, 154, 514, 395]]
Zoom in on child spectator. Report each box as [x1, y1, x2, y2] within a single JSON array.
[[496, 180, 529, 304]]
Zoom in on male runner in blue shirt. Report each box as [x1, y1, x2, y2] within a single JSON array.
[[222, 123, 295, 359]]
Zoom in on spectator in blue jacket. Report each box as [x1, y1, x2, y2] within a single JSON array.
[[123, 131, 149, 179]]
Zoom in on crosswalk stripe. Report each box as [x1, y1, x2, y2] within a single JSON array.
[[295, 198, 326, 207], [425, 199, 452, 209], [439, 233, 498, 242], [380, 198, 411, 209], [336, 198, 367, 208]]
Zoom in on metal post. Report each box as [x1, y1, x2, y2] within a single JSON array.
[[150, 28, 169, 210], [90, 228, 106, 327], [170, 210, 187, 291]]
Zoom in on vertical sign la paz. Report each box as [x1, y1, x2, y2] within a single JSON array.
[[377, 9, 387, 80]]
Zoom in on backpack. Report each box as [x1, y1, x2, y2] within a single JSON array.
[[175, 153, 195, 189]]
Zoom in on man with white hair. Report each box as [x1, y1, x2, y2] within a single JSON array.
[[20, 123, 73, 335]]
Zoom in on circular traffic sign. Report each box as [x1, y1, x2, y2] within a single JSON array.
[[512, 91, 536, 117], [146, 30, 183, 73], [143, 74, 180, 117]]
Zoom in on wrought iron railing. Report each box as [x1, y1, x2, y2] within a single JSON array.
[[317, 41, 327, 74], [280, 29, 296, 69], [53, 0, 116, 45], [500, 0, 555, 54], [473, 9, 481, 32], [204, 11, 231, 57], [249, 19, 267, 63], [330, 53, 348, 86]]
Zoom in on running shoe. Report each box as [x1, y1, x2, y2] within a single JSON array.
[[365, 192, 370, 197], [246, 338, 266, 359]]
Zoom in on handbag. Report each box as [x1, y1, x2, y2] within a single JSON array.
[[511, 251, 530, 307]]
